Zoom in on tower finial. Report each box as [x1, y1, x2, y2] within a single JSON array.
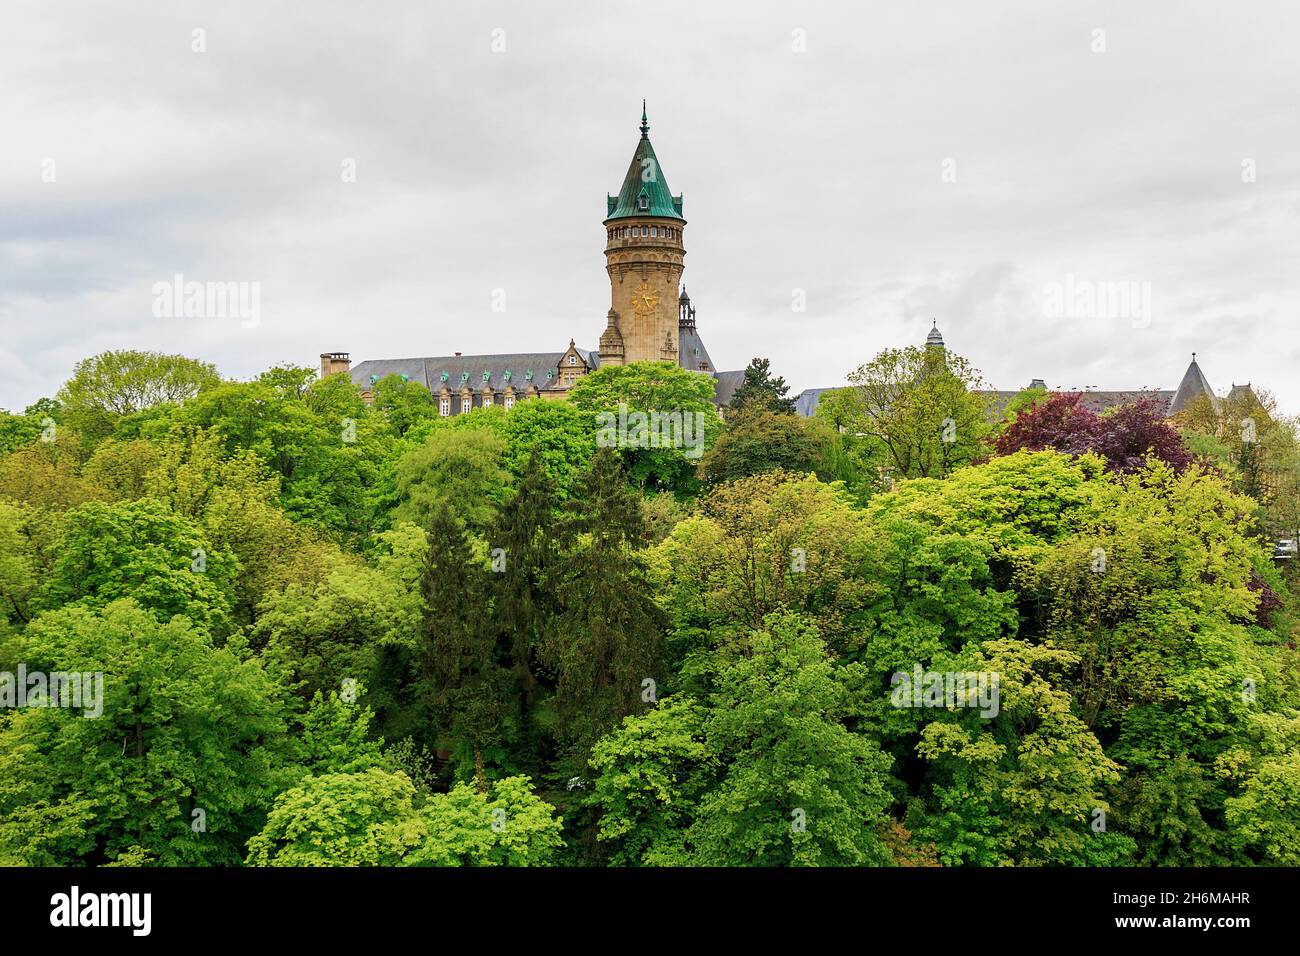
[[640, 100, 649, 138]]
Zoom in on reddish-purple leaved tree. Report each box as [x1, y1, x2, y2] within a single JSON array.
[[996, 392, 1192, 474]]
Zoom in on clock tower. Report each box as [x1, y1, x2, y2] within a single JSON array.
[[600, 103, 686, 367]]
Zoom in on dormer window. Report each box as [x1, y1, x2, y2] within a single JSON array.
[[637, 194, 649, 211]]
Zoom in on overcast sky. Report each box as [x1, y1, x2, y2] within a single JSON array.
[[2, 0, 1297, 413]]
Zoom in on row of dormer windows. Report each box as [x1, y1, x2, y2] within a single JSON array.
[[608, 224, 679, 242], [439, 392, 519, 417], [430, 372, 586, 417]]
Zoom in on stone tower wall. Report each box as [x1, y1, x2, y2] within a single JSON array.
[[604, 217, 685, 364]]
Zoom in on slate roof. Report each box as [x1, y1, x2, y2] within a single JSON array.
[[712, 369, 747, 407], [351, 350, 597, 394], [791, 385, 1181, 420], [1168, 356, 1218, 416], [1077, 390, 1175, 414], [679, 323, 715, 373], [794, 387, 835, 417], [976, 388, 1177, 418]]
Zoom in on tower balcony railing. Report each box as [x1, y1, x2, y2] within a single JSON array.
[[605, 235, 683, 251]]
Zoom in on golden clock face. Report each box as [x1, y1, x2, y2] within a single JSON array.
[[632, 283, 659, 316]]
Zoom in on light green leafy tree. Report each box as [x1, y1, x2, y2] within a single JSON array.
[[915, 640, 1126, 866], [1225, 751, 1300, 865], [0, 599, 292, 866], [408, 776, 565, 867], [688, 613, 894, 866], [840, 345, 993, 480], [43, 499, 236, 637], [568, 361, 721, 493], [588, 696, 715, 866], [57, 350, 219, 445], [247, 770, 563, 867], [392, 428, 510, 535], [246, 769, 426, 866]]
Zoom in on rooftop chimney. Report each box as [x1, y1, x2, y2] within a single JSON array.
[[320, 352, 351, 378]]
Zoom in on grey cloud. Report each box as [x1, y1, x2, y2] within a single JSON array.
[[0, 0, 1295, 413]]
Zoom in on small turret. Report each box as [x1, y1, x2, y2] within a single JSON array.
[[599, 308, 625, 366], [925, 320, 944, 349], [679, 287, 696, 329]]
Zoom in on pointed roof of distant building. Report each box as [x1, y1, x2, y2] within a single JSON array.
[[926, 319, 944, 348], [1227, 382, 1253, 402], [606, 102, 685, 221], [794, 387, 836, 417], [1168, 352, 1217, 415]]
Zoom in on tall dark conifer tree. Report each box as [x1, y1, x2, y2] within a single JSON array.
[[728, 357, 797, 415], [487, 450, 559, 770], [416, 503, 514, 774], [491, 450, 560, 699], [542, 448, 665, 765]]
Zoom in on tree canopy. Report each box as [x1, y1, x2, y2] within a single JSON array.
[[2, 346, 1297, 870]]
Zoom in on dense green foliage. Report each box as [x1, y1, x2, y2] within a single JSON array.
[[1, 348, 1298, 867]]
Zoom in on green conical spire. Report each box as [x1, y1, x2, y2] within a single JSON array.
[[606, 102, 684, 221]]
